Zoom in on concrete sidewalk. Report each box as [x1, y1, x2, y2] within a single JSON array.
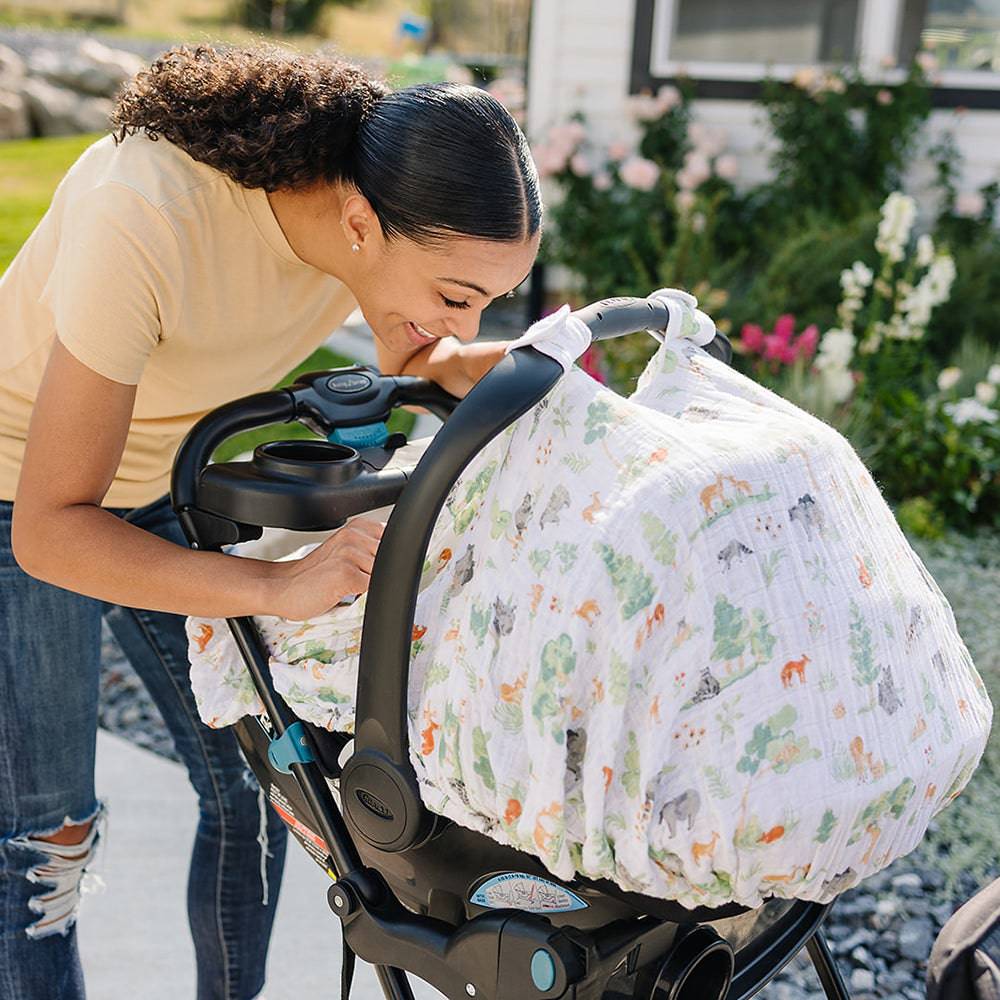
[[80, 730, 445, 1000]]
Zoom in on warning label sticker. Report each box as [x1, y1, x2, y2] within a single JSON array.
[[470, 873, 588, 913], [267, 784, 329, 867]]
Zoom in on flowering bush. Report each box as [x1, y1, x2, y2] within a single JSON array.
[[757, 62, 932, 223], [522, 54, 1000, 531], [528, 83, 744, 387]]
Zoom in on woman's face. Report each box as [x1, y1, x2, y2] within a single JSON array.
[[349, 225, 541, 357]]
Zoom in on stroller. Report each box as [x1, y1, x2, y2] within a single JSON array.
[[170, 296, 853, 1000]]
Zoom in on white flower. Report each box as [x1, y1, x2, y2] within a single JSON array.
[[852, 261, 874, 286], [592, 170, 612, 191], [988, 364, 1000, 385], [815, 328, 856, 370], [675, 189, 695, 212], [823, 367, 856, 404], [875, 192, 917, 263], [944, 398, 998, 425], [975, 381, 998, 406], [916, 233, 935, 268], [570, 152, 592, 176], [937, 366, 962, 392]]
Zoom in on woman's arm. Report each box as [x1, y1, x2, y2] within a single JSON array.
[[12, 341, 379, 620], [375, 335, 510, 398]]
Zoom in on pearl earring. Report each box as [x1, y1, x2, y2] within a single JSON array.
[[351, 242, 361, 253]]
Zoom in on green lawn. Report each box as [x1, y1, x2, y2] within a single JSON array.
[[0, 133, 413, 459], [0, 133, 100, 272]]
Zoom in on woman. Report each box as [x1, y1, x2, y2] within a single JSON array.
[[0, 43, 541, 999]]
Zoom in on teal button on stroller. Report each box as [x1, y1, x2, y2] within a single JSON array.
[[170, 296, 853, 1000]]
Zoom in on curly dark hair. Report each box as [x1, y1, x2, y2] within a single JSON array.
[[111, 44, 387, 191], [110, 44, 541, 246]]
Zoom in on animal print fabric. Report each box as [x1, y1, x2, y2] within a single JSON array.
[[186, 331, 992, 910]]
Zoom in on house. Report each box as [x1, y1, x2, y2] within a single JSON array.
[[527, 0, 1000, 200]]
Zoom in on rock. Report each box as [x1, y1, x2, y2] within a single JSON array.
[[27, 39, 142, 98], [72, 93, 112, 133], [882, 966, 918, 991], [897, 916, 935, 961], [850, 945, 873, 968], [891, 872, 924, 897], [932, 901, 955, 926], [20, 76, 110, 136], [0, 88, 30, 140], [849, 967, 875, 991], [838, 927, 876, 952], [0, 42, 25, 89], [21, 76, 79, 136]]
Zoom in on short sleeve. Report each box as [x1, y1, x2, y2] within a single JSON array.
[[40, 182, 180, 386]]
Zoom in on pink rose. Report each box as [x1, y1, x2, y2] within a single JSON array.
[[656, 85, 681, 113], [534, 144, 569, 177], [955, 191, 985, 217], [607, 139, 631, 161], [620, 155, 660, 192], [763, 334, 785, 361], [714, 154, 739, 181], [876, 89, 893, 106], [570, 152, 592, 176], [592, 170, 612, 191], [683, 151, 711, 187]]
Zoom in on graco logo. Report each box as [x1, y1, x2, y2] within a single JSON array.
[[356, 789, 394, 820]]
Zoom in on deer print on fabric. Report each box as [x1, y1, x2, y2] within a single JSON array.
[[699, 473, 752, 516]]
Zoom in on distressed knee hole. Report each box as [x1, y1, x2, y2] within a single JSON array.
[[9, 802, 107, 940]]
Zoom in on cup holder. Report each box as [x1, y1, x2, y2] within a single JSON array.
[[252, 440, 363, 485]]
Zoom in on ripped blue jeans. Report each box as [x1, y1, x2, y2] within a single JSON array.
[[0, 494, 288, 1000]]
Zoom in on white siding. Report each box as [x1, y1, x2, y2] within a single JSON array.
[[527, 0, 1000, 201]]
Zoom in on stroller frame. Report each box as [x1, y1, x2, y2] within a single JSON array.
[[170, 296, 853, 1000]]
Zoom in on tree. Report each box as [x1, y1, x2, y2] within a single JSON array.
[[243, 0, 360, 35]]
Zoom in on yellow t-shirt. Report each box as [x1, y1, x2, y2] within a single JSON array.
[[0, 132, 358, 507]]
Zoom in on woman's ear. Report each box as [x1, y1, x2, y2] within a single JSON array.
[[341, 191, 381, 251]]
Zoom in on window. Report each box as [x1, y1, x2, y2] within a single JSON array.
[[633, 0, 1000, 105], [915, 0, 1000, 74], [662, 0, 860, 67]]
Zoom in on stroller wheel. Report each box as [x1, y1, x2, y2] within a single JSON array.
[[633, 925, 734, 1000]]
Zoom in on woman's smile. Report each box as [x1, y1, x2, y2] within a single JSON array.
[[405, 320, 441, 348]]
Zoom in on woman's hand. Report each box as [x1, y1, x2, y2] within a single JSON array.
[[263, 518, 385, 620], [385, 336, 511, 398]]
